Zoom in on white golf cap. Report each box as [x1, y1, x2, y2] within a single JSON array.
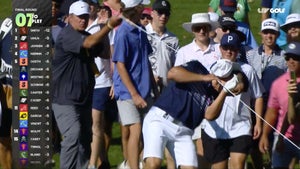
[[69, 1, 90, 16], [121, 0, 150, 8]]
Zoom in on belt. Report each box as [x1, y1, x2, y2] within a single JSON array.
[[152, 106, 182, 125]]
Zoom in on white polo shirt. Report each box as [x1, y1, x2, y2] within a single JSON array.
[[175, 39, 221, 70]]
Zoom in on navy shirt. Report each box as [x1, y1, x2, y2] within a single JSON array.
[[154, 61, 217, 129], [52, 25, 95, 106]]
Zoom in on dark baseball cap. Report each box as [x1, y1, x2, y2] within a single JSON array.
[[220, 0, 237, 12], [285, 42, 300, 59], [218, 15, 236, 28], [220, 32, 241, 49], [152, 0, 171, 12]]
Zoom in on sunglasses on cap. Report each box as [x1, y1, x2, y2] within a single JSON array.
[[155, 10, 170, 17], [285, 54, 300, 61], [141, 14, 152, 20], [221, 26, 236, 32]]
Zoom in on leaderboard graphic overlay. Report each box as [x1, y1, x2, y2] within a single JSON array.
[[12, 0, 52, 168]]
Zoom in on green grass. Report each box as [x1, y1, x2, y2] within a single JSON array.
[[0, 0, 267, 168]]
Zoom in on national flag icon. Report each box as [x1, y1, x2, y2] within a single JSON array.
[[19, 72, 28, 80], [19, 120, 28, 128], [20, 97, 28, 104], [19, 42, 28, 50], [19, 128, 28, 136], [19, 158, 28, 166], [19, 151, 28, 159], [19, 143, 28, 151], [19, 50, 28, 58], [19, 58, 28, 66], [19, 104, 28, 112], [19, 89, 28, 97], [20, 136, 28, 143], [19, 111, 28, 120], [19, 81, 28, 89]]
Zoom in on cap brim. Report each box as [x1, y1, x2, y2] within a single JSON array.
[[231, 30, 246, 42], [280, 21, 300, 32]]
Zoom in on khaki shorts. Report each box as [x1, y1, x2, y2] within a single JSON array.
[[117, 98, 152, 126]]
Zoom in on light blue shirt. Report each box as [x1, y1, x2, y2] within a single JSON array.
[[112, 21, 153, 100]]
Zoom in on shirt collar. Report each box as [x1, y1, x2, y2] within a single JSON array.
[[192, 39, 218, 53], [258, 44, 282, 55]]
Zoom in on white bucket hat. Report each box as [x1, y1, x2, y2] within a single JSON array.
[[281, 13, 300, 32], [121, 0, 150, 8], [182, 13, 217, 33]]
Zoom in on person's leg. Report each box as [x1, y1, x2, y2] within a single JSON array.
[[89, 108, 105, 168], [229, 135, 253, 169], [117, 99, 141, 169], [201, 130, 229, 169], [211, 160, 228, 169], [52, 104, 91, 169], [0, 108, 12, 169], [195, 138, 211, 169], [164, 148, 175, 169], [171, 124, 197, 169], [143, 108, 167, 169], [0, 137, 12, 169], [127, 123, 142, 169], [229, 152, 248, 169]]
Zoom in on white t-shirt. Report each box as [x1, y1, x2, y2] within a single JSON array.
[[86, 18, 114, 88]]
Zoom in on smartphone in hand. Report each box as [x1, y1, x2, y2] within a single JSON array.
[[290, 71, 296, 81]]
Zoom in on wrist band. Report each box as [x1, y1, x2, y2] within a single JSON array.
[[107, 22, 113, 29]]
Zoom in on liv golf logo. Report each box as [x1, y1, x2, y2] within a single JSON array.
[[257, 8, 285, 14]]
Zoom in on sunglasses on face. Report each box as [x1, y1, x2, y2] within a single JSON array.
[[155, 10, 170, 17], [141, 14, 152, 20], [262, 29, 277, 35], [285, 54, 300, 61], [192, 25, 210, 32]]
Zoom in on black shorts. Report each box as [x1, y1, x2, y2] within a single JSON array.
[[201, 129, 253, 163], [0, 109, 12, 137]]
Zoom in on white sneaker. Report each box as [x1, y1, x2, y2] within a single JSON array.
[[118, 160, 130, 169]]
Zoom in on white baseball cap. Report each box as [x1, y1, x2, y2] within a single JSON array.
[[121, 0, 150, 8], [281, 13, 300, 32], [69, 1, 90, 16], [261, 18, 279, 32]]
